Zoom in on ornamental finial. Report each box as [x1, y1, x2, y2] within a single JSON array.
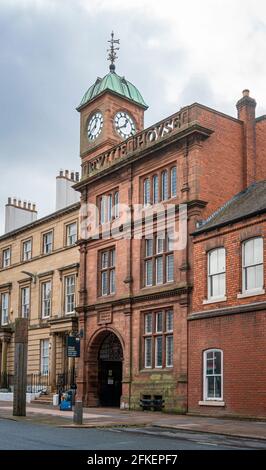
[[107, 31, 120, 72]]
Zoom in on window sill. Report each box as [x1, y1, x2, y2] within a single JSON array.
[[203, 297, 227, 305], [237, 289, 265, 299], [199, 400, 225, 407]]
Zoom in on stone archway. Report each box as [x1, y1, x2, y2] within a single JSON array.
[[86, 329, 124, 407]]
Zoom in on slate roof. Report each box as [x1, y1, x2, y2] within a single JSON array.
[[194, 180, 266, 235]]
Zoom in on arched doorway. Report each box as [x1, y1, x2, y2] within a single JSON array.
[[98, 332, 123, 407]]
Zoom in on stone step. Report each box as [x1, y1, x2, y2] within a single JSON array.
[[33, 394, 53, 405]]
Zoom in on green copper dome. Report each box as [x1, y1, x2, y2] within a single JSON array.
[[78, 71, 148, 110]]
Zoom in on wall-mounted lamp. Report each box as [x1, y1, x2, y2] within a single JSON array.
[[21, 270, 37, 284]]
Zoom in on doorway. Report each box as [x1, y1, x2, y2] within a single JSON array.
[[98, 332, 123, 407]]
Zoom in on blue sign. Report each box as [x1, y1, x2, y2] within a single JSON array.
[[67, 336, 80, 358]]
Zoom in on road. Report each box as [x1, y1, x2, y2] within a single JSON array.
[[0, 418, 265, 450]]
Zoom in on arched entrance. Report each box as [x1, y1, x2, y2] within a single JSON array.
[[98, 332, 123, 407]]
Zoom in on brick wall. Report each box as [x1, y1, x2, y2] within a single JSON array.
[[188, 311, 266, 418], [189, 216, 266, 418]]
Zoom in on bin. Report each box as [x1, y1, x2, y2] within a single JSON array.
[[59, 391, 72, 411], [53, 394, 59, 406]]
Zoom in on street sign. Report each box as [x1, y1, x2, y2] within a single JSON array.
[[67, 336, 80, 358]]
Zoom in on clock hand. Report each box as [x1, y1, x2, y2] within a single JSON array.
[[118, 118, 129, 130], [91, 120, 98, 132]]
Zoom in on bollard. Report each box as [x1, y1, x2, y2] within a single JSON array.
[[73, 400, 83, 425]]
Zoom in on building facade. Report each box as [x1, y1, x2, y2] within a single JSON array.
[[74, 53, 266, 412], [188, 181, 266, 418], [0, 171, 80, 394]]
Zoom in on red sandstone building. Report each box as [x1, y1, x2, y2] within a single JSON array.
[[189, 181, 266, 418], [74, 44, 266, 414]]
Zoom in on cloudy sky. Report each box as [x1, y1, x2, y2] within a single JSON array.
[[0, 0, 266, 234]]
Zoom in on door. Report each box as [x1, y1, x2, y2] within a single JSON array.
[[98, 332, 123, 407], [99, 360, 122, 407]]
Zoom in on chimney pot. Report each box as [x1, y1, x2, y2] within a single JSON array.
[[8, 197, 11, 205], [23, 201, 27, 209], [28, 202, 31, 210], [13, 198, 17, 206], [71, 172, 75, 181], [243, 89, 250, 97], [18, 200, 21, 207], [75, 172, 79, 181], [32, 204, 36, 211], [65, 170, 69, 178], [59, 170, 64, 177]]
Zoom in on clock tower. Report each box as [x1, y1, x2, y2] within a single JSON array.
[[77, 32, 148, 164]]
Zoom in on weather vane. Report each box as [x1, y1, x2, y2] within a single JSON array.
[[107, 31, 120, 72]]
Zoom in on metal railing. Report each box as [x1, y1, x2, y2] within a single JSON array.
[[56, 368, 76, 395], [27, 372, 49, 393], [0, 372, 49, 394]]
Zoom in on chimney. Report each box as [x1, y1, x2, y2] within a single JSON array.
[[236, 89, 257, 187], [5, 198, 38, 234], [55, 170, 80, 211]]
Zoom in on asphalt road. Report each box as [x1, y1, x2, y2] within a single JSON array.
[[0, 418, 265, 450]]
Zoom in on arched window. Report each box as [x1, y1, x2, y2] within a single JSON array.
[[207, 248, 226, 300], [203, 349, 223, 400], [161, 170, 168, 201], [153, 175, 159, 204], [143, 178, 151, 206], [242, 237, 264, 293], [170, 167, 177, 198], [114, 191, 119, 219]]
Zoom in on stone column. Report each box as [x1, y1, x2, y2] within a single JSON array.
[[1, 340, 8, 376], [13, 318, 28, 417], [0, 334, 11, 389], [50, 333, 57, 392], [121, 306, 132, 410]]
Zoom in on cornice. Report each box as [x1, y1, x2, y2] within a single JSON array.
[[188, 301, 266, 321]]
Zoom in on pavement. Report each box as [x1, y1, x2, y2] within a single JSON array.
[[0, 401, 266, 441]]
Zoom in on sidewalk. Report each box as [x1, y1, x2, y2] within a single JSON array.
[[0, 401, 265, 441]]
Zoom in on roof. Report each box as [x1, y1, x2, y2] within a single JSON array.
[[78, 71, 148, 110], [0, 202, 80, 242], [194, 180, 266, 235]]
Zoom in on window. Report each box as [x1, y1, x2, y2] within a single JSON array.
[[41, 281, 51, 318], [100, 248, 116, 296], [43, 232, 53, 255], [144, 232, 174, 287], [208, 248, 226, 299], [22, 239, 32, 261], [242, 238, 264, 293], [204, 349, 223, 400], [143, 178, 150, 206], [142, 165, 177, 206], [40, 339, 49, 375], [143, 309, 174, 369], [66, 222, 77, 246], [65, 275, 76, 314], [21, 287, 30, 318], [170, 167, 177, 197], [152, 175, 159, 204], [99, 190, 119, 224], [2, 248, 11, 268], [161, 170, 168, 201], [1, 293, 9, 325], [114, 191, 119, 219]]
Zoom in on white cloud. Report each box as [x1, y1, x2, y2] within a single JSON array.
[[0, 0, 266, 234]]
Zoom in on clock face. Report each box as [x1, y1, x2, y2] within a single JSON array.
[[114, 111, 136, 139], [87, 112, 103, 141]]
